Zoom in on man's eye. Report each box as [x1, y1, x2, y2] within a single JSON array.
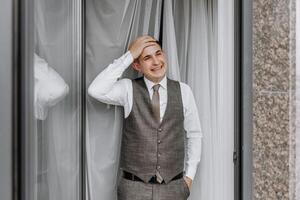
[[143, 56, 150, 60]]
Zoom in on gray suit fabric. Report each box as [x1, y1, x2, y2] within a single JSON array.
[[118, 77, 189, 199]]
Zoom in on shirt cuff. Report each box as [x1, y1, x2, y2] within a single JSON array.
[[185, 166, 197, 180], [120, 51, 134, 67]]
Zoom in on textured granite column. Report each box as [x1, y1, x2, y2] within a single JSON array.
[[295, 0, 300, 199], [253, 0, 296, 199]]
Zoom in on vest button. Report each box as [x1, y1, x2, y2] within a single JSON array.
[[157, 166, 161, 169], [158, 153, 161, 157], [158, 128, 162, 132], [158, 140, 161, 144]]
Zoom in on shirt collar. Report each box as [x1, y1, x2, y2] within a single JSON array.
[[143, 76, 167, 92]]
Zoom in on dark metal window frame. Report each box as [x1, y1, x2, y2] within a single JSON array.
[[81, 0, 86, 199], [234, 0, 242, 199], [13, 0, 35, 199], [12, 0, 252, 199], [234, 0, 253, 200]]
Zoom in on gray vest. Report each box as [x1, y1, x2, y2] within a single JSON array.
[[120, 77, 185, 183]]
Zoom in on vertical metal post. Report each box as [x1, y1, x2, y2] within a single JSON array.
[[241, 0, 253, 200], [13, 0, 35, 199], [81, 0, 86, 199], [234, 0, 253, 200], [234, 0, 242, 199]]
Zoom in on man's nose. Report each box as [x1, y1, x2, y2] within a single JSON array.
[[152, 56, 160, 65]]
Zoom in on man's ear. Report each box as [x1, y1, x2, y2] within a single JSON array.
[[132, 60, 141, 72]]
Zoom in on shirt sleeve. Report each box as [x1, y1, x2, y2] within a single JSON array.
[[34, 54, 69, 120], [181, 83, 203, 180], [88, 51, 133, 107]]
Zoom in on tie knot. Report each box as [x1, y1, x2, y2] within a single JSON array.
[[152, 84, 160, 92]]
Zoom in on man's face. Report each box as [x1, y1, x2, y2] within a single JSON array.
[[133, 43, 167, 83]]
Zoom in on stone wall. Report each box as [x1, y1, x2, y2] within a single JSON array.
[[252, 0, 296, 199]]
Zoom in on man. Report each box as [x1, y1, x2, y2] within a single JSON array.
[[88, 36, 202, 200]]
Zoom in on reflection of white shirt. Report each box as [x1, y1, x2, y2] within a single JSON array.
[[88, 51, 203, 180], [34, 54, 69, 120]]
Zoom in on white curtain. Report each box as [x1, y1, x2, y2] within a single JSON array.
[[33, 0, 82, 199], [165, 0, 234, 199], [86, 0, 234, 199]]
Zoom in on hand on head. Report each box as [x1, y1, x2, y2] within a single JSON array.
[[128, 36, 157, 60], [128, 35, 166, 83]]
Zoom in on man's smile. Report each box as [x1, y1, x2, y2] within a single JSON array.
[[150, 65, 163, 72]]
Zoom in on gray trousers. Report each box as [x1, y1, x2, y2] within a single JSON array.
[[117, 177, 190, 200]]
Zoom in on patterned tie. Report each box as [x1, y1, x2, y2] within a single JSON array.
[[151, 84, 161, 122], [151, 84, 164, 183], [156, 170, 164, 184]]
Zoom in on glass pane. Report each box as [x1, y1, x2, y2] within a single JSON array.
[[31, 0, 82, 199]]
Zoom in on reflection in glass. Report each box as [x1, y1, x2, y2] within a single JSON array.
[[34, 54, 69, 120], [31, 0, 83, 199]]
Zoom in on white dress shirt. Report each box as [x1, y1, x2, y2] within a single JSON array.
[[88, 51, 202, 180]]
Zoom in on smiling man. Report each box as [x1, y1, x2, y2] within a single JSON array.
[[88, 36, 202, 200]]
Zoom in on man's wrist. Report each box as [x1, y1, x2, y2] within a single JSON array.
[[128, 50, 138, 60], [185, 166, 197, 180], [121, 51, 134, 67]]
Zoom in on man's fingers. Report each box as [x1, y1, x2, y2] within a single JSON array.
[[128, 36, 158, 59], [136, 36, 152, 42], [133, 36, 156, 47], [141, 41, 157, 49], [141, 36, 156, 42], [144, 37, 156, 42], [143, 42, 157, 48], [130, 37, 155, 49], [144, 40, 157, 45]]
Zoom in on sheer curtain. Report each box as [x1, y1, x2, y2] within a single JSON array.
[[165, 0, 234, 199], [86, 0, 234, 199], [33, 0, 83, 199]]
